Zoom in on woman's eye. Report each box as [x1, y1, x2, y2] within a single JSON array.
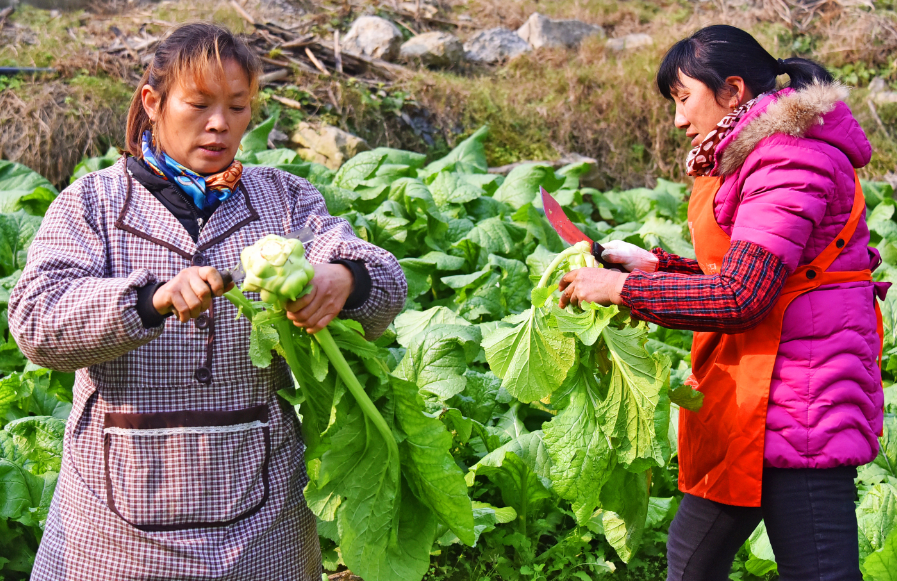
[[190, 103, 208, 110], [231, 106, 247, 112]]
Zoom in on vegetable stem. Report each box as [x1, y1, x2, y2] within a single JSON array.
[[225, 287, 259, 321], [313, 326, 400, 463], [536, 244, 588, 289]]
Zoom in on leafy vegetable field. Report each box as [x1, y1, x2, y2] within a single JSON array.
[[2, 121, 897, 581]]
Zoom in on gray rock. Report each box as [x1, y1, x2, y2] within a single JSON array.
[[870, 77, 889, 94], [517, 12, 605, 49], [872, 91, 897, 105], [606, 33, 654, 52], [463, 28, 532, 64], [291, 123, 371, 170], [341, 16, 403, 62], [400, 31, 464, 68]]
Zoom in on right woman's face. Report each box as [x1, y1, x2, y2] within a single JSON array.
[[671, 73, 736, 148], [142, 59, 253, 175]]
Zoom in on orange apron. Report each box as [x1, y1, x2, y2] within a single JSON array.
[[677, 173, 882, 507]]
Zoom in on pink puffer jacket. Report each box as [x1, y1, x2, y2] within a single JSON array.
[[712, 83, 883, 469]]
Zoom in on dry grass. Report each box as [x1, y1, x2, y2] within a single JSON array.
[[0, 80, 129, 189]]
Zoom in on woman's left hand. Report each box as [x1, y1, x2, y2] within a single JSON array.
[[285, 263, 354, 334], [558, 268, 629, 309]]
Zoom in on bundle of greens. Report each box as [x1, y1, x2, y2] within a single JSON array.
[[225, 235, 475, 581]]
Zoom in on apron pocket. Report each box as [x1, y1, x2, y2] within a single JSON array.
[[103, 405, 271, 531]]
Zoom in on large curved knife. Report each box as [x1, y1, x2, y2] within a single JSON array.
[[540, 186, 624, 271]]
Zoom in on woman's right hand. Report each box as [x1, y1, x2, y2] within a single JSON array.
[[152, 266, 234, 323], [601, 240, 659, 273]]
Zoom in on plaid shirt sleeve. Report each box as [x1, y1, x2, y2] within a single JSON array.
[[619, 240, 789, 333], [285, 174, 407, 340], [652, 248, 705, 275], [9, 177, 164, 372]]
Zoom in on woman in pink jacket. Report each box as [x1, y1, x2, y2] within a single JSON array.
[[559, 25, 884, 580]]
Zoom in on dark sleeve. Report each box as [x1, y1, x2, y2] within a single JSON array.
[[135, 281, 171, 329], [331, 259, 372, 311], [652, 248, 705, 275], [619, 240, 789, 333]]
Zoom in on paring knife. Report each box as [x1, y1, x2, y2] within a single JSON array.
[[539, 187, 625, 271], [220, 226, 315, 287]]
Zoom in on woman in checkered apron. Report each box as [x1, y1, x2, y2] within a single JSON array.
[[8, 23, 406, 580]]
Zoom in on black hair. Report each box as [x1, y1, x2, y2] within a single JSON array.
[[656, 25, 834, 102]]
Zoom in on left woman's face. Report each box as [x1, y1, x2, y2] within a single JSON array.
[[143, 59, 252, 175], [671, 73, 738, 148]]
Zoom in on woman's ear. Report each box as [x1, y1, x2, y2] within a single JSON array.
[[725, 76, 750, 109], [141, 85, 160, 123]]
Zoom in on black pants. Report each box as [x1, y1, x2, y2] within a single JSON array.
[[666, 466, 860, 581]]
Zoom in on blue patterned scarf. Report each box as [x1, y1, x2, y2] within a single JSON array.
[[140, 131, 242, 210]]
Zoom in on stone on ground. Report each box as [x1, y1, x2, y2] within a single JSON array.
[[463, 28, 532, 64], [606, 33, 654, 52], [341, 16, 403, 61], [517, 12, 605, 49], [291, 123, 371, 169], [400, 31, 464, 68]]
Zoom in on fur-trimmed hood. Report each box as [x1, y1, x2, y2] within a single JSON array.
[[716, 82, 871, 176]]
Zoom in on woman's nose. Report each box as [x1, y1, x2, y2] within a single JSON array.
[[674, 110, 689, 130], [207, 110, 228, 132]]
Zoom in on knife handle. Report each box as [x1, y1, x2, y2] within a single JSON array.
[[591, 241, 625, 271]]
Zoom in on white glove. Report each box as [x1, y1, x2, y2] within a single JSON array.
[[601, 240, 658, 273]]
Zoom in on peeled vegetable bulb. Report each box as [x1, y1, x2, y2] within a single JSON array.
[[240, 234, 314, 310]]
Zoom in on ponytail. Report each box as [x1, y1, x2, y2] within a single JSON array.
[[777, 57, 834, 91]]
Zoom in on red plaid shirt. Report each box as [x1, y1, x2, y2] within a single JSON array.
[[619, 240, 789, 333]]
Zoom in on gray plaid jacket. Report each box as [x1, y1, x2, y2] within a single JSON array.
[[8, 156, 406, 580]]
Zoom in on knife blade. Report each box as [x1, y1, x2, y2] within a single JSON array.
[[539, 187, 624, 271], [219, 226, 316, 288]]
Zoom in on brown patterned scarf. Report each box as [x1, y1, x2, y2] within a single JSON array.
[[686, 94, 763, 177]]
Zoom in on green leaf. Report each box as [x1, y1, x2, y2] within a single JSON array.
[[392, 377, 475, 545], [745, 522, 778, 576], [483, 308, 575, 403], [248, 323, 279, 368], [0, 160, 59, 217], [307, 404, 401, 581], [493, 164, 564, 209], [394, 324, 482, 400], [3, 416, 65, 475], [238, 115, 278, 158], [429, 172, 484, 207], [70, 147, 119, 183], [863, 529, 897, 581], [436, 501, 516, 546], [465, 432, 553, 528], [394, 307, 471, 348], [599, 466, 649, 562], [334, 151, 387, 191], [552, 303, 618, 346], [637, 217, 694, 259], [543, 356, 616, 524], [598, 324, 671, 469], [420, 126, 489, 180], [857, 483, 897, 560], [0, 211, 42, 278], [371, 147, 427, 170], [670, 383, 704, 412]]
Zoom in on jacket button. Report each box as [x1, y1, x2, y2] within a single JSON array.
[[192, 252, 208, 267], [195, 313, 210, 329], [806, 269, 817, 279], [836, 238, 845, 248], [194, 367, 212, 383]]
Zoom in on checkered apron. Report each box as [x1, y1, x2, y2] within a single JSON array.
[[8, 157, 407, 580]]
